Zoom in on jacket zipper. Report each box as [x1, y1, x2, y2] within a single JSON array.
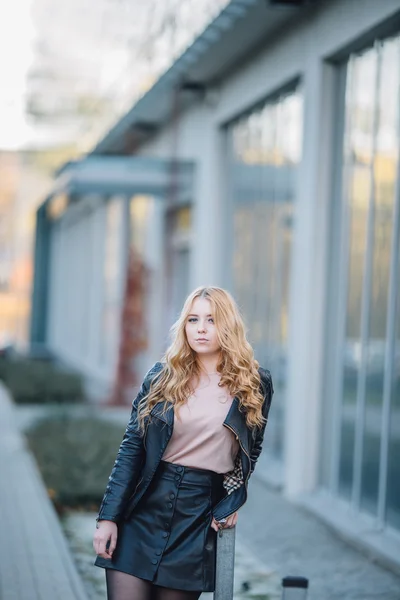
[[223, 422, 251, 468], [214, 423, 251, 521]]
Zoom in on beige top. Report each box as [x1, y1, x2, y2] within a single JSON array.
[[162, 373, 239, 473]]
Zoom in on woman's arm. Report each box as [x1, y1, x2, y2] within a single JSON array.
[[96, 362, 162, 523], [249, 368, 274, 474]]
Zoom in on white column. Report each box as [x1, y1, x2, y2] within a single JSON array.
[[145, 197, 167, 365], [80, 210, 93, 362], [69, 220, 80, 358], [75, 216, 86, 358], [90, 201, 106, 373], [190, 105, 225, 289], [63, 221, 74, 356], [284, 56, 337, 497]]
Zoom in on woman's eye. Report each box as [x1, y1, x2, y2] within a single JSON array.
[[208, 318, 214, 324], [188, 318, 197, 323]]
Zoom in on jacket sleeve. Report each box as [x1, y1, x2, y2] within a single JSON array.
[[96, 362, 163, 523], [249, 368, 274, 475]]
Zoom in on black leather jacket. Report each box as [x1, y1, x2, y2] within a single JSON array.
[[97, 362, 273, 524]]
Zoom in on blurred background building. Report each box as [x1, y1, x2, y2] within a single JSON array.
[[6, 0, 400, 576], [0, 0, 229, 348]]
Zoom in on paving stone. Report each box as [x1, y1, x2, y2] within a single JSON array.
[[0, 384, 88, 600], [14, 400, 400, 599], [62, 487, 400, 600], [237, 476, 400, 600]]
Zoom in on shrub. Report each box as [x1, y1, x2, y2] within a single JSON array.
[[26, 413, 126, 508], [0, 357, 84, 404]]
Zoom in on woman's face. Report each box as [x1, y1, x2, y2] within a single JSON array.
[[185, 297, 221, 357]]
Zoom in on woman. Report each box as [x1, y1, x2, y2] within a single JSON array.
[[93, 286, 273, 600]]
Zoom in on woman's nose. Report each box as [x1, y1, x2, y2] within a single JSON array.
[[197, 322, 206, 333]]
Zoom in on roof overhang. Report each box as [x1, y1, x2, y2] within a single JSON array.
[[92, 0, 319, 155], [41, 156, 195, 219]]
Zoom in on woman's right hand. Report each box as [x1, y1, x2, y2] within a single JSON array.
[[93, 520, 118, 559]]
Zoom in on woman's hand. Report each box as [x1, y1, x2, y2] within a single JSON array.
[[210, 511, 238, 532], [93, 520, 118, 559]]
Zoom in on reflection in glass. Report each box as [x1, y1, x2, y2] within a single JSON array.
[[386, 259, 400, 529], [336, 35, 400, 530], [361, 40, 398, 516], [229, 90, 302, 460], [339, 48, 376, 500]]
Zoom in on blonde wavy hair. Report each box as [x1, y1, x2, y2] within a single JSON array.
[[137, 286, 265, 432]]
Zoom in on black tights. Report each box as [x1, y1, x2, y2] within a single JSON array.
[[105, 569, 202, 600]]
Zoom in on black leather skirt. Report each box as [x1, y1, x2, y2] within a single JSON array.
[[94, 460, 225, 592]]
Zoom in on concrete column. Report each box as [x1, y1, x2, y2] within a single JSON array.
[[46, 222, 58, 350], [75, 216, 86, 358], [69, 220, 81, 358], [145, 197, 167, 366], [30, 206, 50, 346], [80, 210, 93, 361], [63, 222, 73, 356], [54, 221, 67, 354], [88, 201, 106, 375], [284, 55, 337, 497], [190, 104, 225, 290]]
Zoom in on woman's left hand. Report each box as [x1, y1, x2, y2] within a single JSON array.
[[211, 511, 238, 532]]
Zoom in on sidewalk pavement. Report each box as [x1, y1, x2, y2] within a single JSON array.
[[11, 401, 400, 600], [237, 473, 400, 600], [0, 384, 88, 600]]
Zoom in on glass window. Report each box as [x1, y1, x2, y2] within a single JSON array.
[[228, 88, 303, 461], [331, 34, 400, 531], [361, 39, 398, 516], [339, 47, 377, 501], [386, 253, 400, 529]]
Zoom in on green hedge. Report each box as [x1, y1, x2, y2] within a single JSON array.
[[0, 357, 84, 404], [26, 414, 125, 508]]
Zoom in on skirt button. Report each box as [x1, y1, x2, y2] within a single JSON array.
[[167, 502, 173, 508], [162, 532, 168, 538], [151, 558, 158, 565]]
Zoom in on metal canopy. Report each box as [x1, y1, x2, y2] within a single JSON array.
[[47, 156, 195, 210], [92, 0, 320, 155], [32, 155, 195, 343]]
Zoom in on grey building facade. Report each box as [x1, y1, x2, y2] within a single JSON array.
[[32, 0, 400, 571]]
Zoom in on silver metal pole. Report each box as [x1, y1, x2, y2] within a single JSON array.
[[214, 527, 236, 600], [281, 576, 309, 600]]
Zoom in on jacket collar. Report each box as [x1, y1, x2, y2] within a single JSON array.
[[150, 400, 174, 427]]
